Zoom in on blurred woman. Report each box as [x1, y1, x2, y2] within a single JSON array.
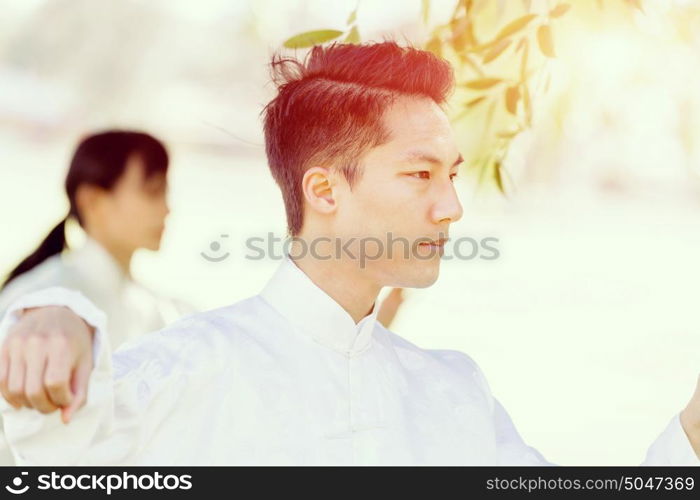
[[0, 131, 193, 463], [0, 131, 191, 344]]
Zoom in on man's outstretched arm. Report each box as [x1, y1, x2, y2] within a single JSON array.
[[0, 287, 221, 465], [0, 302, 99, 423], [0, 287, 116, 464]]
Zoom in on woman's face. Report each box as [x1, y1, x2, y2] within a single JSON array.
[[93, 153, 170, 253]]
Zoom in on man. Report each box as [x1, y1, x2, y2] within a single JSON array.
[[0, 42, 698, 465]]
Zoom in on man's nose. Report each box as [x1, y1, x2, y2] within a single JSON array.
[[431, 181, 463, 225]]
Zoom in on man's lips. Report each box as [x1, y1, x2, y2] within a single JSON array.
[[418, 237, 449, 247]]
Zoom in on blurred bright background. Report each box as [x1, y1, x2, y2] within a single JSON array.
[[1, 0, 699, 465]]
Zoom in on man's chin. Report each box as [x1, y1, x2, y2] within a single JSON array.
[[391, 263, 440, 288], [410, 273, 439, 288]]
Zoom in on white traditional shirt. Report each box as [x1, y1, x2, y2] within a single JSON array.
[[0, 236, 192, 464], [0, 256, 697, 465]]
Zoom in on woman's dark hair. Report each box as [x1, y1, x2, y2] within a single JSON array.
[[1, 130, 169, 290]]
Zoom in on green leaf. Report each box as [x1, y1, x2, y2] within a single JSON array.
[[537, 24, 556, 57], [522, 82, 532, 126], [483, 39, 512, 64], [344, 26, 360, 44], [497, 129, 521, 139], [346, 9, 357, 25], [469, 36, 503, 54], [519, 40, 529, 82], [505, 86, 520, 115], [493, 160, 505, 194], [466, 96, 487, 107], [463, 78, 503, 90], [549, 3, 571, 18], [493, 14, 538, 43], [283, 29, 344, 49]]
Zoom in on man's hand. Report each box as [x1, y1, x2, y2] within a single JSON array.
[[680, 374, 700, 460], [0, 306, 95, 424]]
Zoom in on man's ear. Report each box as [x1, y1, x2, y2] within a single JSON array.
[[301, 167, 337, 215]]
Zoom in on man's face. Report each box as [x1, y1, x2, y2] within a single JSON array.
[[330, 95, 463, 288]]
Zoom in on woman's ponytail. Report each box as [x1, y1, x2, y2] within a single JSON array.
[[1, 217, 68, 290]]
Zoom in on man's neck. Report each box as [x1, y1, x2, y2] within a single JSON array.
[[291, 251, 381, 324]]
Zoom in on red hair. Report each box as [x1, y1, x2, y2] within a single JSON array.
[[262, 41, 455, 235]]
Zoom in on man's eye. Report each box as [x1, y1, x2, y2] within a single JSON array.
[[410, 171, 431, 180]]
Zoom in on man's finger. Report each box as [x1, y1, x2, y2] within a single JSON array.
[[61, 359, 91, 424], [0, 344, 11, 406], [44, 350, 74, 409], [24, 348, 58, 414], [6, 351, 29, 409]]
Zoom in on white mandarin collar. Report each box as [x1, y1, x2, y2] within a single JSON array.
[[259, 256, 379, 356], [68, 236, 130, 290]]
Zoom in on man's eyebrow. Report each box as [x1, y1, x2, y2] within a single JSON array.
[[400, 151, 464, 168]]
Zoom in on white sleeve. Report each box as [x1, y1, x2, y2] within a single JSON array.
[[469, 363, 557, 465], [491, 397, 557, 465], [642, 413, 700, 465], [0, 286, 202, 465], [0, 287, 108, 362], [473, 362, 700, 466], [0, 287, 113, 465]]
